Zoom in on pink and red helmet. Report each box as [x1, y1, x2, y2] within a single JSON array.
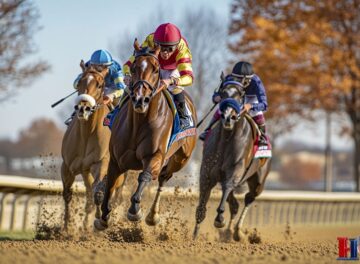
[[154, 23, 181, 46]]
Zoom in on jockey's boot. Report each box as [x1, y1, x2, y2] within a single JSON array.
[[174, 93, 190, 130], [199, 115, 219, 141], [64, 111, 76, 126], [258, 124, 268, 147]]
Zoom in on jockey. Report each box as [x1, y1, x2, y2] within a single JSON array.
[[199, 61, 269, 147], [123, 23, 193, 129], [65, 49, 126, 125]]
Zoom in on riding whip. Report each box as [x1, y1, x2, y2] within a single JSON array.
[[196, 103, 217, 128], [51, 91, 77, 108]]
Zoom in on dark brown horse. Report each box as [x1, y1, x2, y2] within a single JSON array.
[[193, 79, 271, 241], [61, 61, 126, 230], [94, 41, 197, 230]]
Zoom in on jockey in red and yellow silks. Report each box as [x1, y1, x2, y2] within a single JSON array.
[[123, 23, 194, 129]]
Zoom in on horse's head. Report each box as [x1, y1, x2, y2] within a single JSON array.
[[218, 73, 246, 102], [219, 98, 243, 131], [74, 60, 109, 121], [129, 39, 161, 113]]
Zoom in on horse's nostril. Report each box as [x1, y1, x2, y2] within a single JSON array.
[[231, 115, 237, 120], [131, 96, 136, 102], [144, 97, 150, 104]]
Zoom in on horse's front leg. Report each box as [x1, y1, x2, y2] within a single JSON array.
[[127, 151, 163, 222]]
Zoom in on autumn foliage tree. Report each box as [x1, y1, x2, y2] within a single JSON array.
[[0, 0, 49, 101], [15, 118, 64, 157], [229, 0, 360, 191]]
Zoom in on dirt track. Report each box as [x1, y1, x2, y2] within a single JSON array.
[[0, 176, 359, 264], [0, 225, 358, 264]]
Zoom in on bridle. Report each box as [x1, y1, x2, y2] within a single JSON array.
[[130, 52, 161, 99], [219, 81, 245, 102]]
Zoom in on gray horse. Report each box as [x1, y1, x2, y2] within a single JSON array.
[[193, 81, 271, 241]]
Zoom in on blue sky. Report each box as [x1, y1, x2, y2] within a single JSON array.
[[0, 0, 229, 137], [0, 0, 353, 149]]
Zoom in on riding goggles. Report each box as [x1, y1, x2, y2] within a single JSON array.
[[230, 73, 254, 88], [159, 45, 177, 53]]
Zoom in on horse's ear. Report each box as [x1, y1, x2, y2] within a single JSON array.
[[220, 71, 225, 81], [153, 45, 160, 57], [134, 38, 141, 52], [80, 60, 86, 72]]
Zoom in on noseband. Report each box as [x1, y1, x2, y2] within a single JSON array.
[[76, 69, 106, 112]]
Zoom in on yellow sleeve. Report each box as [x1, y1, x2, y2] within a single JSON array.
[[176, 40, 194, 87]]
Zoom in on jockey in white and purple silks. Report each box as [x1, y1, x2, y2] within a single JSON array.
[[199, 61, 269, 147]]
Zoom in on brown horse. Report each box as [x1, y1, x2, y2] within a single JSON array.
[[61, 61, 126, 230], [94, 41, 197, 230]]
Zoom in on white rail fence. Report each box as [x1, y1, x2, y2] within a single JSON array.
[[0, 175, 359, 231]]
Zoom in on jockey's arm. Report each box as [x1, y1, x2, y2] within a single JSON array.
[[175, 47, 193, 87], [106, 67, 126, 100], [251, 77, 268, 112], [123, 34, 154, 76]]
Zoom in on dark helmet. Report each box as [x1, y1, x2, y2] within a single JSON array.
[[231, 61, 254, 87]]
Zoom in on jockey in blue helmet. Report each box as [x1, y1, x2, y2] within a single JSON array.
[[65, 50, 126, 125]]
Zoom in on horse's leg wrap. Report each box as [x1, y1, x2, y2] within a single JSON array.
[[128, 171, 152, 221], [93, 178, 106, 206]]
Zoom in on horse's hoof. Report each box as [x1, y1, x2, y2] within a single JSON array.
[[233, 228, 245, 242], [145, 213, 160, 226], [127, 209, 143, 222], [214, 219, 226, 228], [93, 218, 108, 231]]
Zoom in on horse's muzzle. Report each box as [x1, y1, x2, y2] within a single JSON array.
[[222, 116, 235, 130], [75, 104, 93, 120], [132, 96, 150, 113]]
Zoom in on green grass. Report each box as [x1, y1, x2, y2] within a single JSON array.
[[0, 231, 35, 241]]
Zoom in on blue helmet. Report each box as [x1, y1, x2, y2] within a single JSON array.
[[90, 49, 113, 66]]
